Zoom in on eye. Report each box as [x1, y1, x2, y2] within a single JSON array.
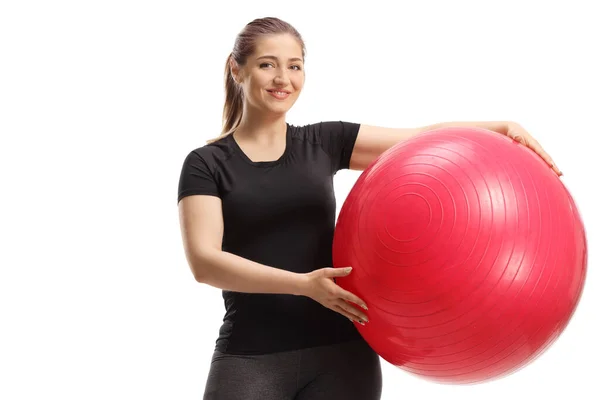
[[291, 65, 302, 71], [259, 63, 273, 68]]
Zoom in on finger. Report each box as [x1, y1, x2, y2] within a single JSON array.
[[337, 288, 368, 310], [333, 304, 362, 324], [510, 133, 527, 146], [337, 300, 369, 323], [326, 266, 353, 277], [547, 158, 562, 176], [526, 139, 562, 176]]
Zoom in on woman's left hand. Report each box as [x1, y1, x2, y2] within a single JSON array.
[[505, 122, 562, 176]]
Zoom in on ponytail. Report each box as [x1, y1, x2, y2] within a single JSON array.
[[206, 54, 244, 144]]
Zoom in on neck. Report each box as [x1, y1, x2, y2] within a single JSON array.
[[235, 107, 287, 143]]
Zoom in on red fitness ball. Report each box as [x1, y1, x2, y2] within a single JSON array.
[[333, 127, 587, 384]]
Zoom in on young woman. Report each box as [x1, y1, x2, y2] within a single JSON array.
[[177, 17, 560, 400]]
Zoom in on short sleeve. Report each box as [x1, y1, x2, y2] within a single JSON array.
[[317, 121, 361, 173], [177, 150, 220, 204]]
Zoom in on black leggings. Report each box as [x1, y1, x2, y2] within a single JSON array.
[[203, 339, 382, 400]]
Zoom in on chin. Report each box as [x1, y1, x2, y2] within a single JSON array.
[[264, 104, 292, 115]]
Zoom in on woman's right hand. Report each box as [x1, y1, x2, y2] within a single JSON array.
[[300, 267, 369, 325]]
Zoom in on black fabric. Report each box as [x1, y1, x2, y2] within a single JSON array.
[[203, 339, 382, 400], [177, 121, 362, 355]]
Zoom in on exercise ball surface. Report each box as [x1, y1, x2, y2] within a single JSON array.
[[333, 127, 587, 384]]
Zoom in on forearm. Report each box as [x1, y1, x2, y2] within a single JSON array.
[[192, 249, 307, 295], [421, 120, 513, 135]]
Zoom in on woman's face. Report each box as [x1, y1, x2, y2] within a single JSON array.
[[232, 33, 305, 117]]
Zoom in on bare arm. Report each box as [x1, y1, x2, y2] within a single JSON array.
[[177, 195, 368, 322], [350, 121, 560, 175], [178, 194, 306, 295]]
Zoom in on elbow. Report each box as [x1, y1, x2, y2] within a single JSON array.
[[193, 269, 207, 283], [190, 259, 208, 283], [188, 250, 216, 283]]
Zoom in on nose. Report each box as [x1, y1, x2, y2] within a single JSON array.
[[273, 67, 290, 86]]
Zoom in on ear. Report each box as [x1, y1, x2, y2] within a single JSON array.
[[229, 57, 242, 84]]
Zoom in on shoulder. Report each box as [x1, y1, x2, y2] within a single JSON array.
[[182, 135, 235, 169], [288, 121, 361, 144], [178, 137, 234, 203]]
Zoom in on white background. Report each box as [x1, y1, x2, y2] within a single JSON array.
[[1, 0, 598, 399]]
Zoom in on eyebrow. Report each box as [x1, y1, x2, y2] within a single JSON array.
[[256, 55, 303, 63]]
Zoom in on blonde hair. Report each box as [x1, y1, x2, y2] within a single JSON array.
[[206, 17, 305, 144]]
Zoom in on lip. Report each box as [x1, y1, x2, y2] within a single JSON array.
[[266, 89, 292, 100]]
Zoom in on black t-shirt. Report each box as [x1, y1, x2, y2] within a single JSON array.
[[177, 121, 363, 355]]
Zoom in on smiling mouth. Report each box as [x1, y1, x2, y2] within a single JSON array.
[[267, 90, 291, 100]]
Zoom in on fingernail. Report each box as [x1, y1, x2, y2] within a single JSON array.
[[362, 304, 368, 310]]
